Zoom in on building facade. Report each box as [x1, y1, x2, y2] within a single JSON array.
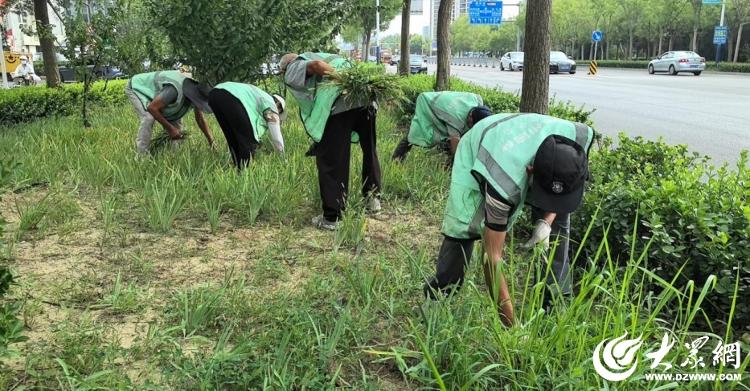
[[3, 4, 66, 60]]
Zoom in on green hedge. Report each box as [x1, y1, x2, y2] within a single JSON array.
[[396, 74, 592, 125], [578, 60, 650, 69], [0, 80, 128, 126], [578, 60, 750, 73], [396, 75, 749, 331], [575, 136, 750, 331]]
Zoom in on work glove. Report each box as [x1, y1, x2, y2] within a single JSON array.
[[521, 219, 552, 250]]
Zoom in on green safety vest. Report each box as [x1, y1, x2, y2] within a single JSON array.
[[442, 113, 594, 240], [286, 52, 358, 143], [407, 91, 484, 148], [130, 71, 191, 122], [214, 82, 277, 142]]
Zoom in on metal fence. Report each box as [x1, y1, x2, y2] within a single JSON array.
[[425, 57, 503, 68]]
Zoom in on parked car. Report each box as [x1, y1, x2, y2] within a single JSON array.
[[648, 51, 705, 76], [409, 55, 428, 74], [550, 51, 576, 74], [94, 65, 127, 80], [500, 51, 524, 71]]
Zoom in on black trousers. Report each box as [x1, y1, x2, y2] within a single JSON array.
[[317, 107, 382, 221], [208, 89, 258, 168], [424, 207, 572, 303]]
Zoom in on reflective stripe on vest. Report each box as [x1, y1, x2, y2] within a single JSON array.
[[407, 92, 483, 148], [441, 113, 595, 239]]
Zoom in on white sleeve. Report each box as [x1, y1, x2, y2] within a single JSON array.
[[265, 112, 285, 154]]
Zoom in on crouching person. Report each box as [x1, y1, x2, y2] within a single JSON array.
[[125, 70, 214, 155], [423, 113, 594, 327], [208, 82, 286, 168]]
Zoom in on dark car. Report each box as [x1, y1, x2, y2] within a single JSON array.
[[409, 55, 428, 74], [58, 65, 127, 83], [550, 51, 576, 74], [95, 65, 127, 80]]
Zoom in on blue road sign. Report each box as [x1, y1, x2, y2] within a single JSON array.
[[713, 26, 728, 45], [469, 1, 503, 25], [592, 31, 603, 42], [703, 0, 721, 4]]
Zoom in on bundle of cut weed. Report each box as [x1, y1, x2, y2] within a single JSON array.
[[325, 63, 406, 107], [150, 131, 190, 154]]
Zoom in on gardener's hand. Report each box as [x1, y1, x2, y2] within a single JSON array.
[[168, 126, 183, 140], [521, 219, 551, 250]]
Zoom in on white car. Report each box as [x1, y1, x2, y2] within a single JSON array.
[[648, 51, 706, 76], [500, 51, 524, 71]]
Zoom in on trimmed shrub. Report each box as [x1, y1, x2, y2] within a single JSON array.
[[575, 135, 750, 332], [396, 74, 592, 125], [0, 80, 128, 126], [578, 60, 650, 69]]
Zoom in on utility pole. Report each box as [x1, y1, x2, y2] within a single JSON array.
[[715, 0, 726, 68], [375, 0, 381, 64]]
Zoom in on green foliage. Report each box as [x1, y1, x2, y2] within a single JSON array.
[[579, 60, 750, 73], [0, 76, 748, 388], [578, 60, 652, 69], [396, 74, 592, 124], [151, 0, 351, 83], [717, 61, 750, 73], [0, 156, 26, 359], [0, 80, 127, 126], [451, 15, 518, 55], [575, 135, 750, 331]]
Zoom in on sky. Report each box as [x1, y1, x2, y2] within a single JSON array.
[[381, 0, 521, 37], [383, 0, 431, 37]]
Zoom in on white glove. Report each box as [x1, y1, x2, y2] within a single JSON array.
[[521, 219, 552, 249]]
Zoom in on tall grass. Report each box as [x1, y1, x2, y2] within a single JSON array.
[[0, 99, 746, 390]]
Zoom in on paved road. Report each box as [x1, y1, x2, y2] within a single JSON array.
[[425, 64, 750, 164]]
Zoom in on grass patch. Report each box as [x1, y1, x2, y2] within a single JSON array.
[[0, 91, 746, 389]]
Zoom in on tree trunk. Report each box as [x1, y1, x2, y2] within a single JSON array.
[[520, 0, 551, 114], [589, 41, 594, 60], [691, 4, 701, 52], [364, 29, 372, 62], [658, 28, 664, 56], [669, 35, 674, 51], [436, 0, 454, 91], [33, 0, 60, 88], [734, 23, 745, 62], [399, 0, 411, 75], [727, 30, 734, 63], [628, 30, 634, 59], [580, 44, 584, 60]]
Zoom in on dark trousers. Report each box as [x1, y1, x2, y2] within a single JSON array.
[[208, 89, 258, 169], [424, 207, 572, 303], [317, 107, 382, 221]]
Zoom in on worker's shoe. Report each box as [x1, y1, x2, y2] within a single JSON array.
[[312, 215, 340, 231], [366, 197, 382, 214]]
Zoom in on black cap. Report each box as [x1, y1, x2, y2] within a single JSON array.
[[528, 135, 588, 214], [469, 106, 493, 125]]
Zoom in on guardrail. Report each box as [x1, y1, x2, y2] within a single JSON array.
[[426, 57, 503, 68]]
